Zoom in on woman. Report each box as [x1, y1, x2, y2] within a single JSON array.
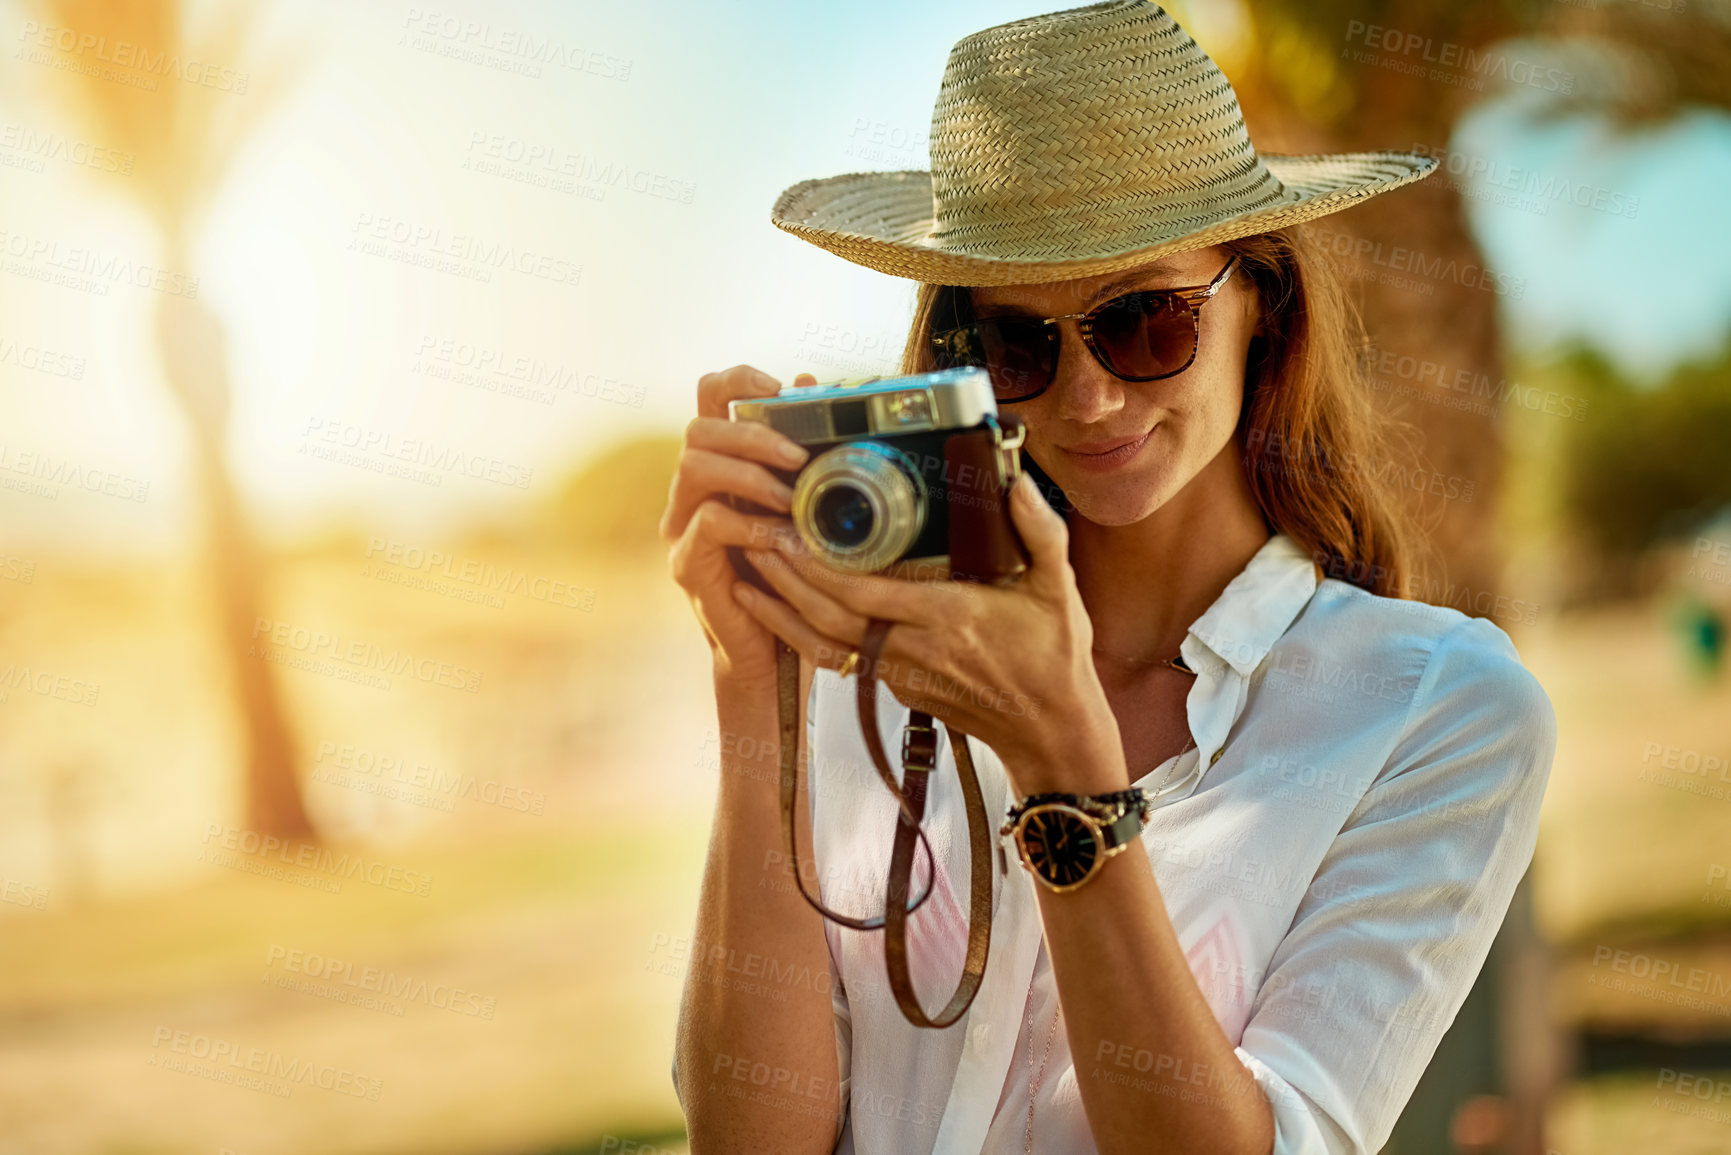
[[662, 4, 1556, 1153]]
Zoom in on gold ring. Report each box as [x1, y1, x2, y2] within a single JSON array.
[[837, 649, 861, 679]]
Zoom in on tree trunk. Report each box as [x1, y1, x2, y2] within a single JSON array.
[[155, 275, 314, 841]]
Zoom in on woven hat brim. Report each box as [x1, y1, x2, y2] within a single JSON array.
[[771, 151, 1437, 287]]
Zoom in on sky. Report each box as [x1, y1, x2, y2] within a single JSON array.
[[1, 0, 1727, 556]]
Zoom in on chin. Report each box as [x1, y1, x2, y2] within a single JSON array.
[[1045, 460, 1177, 527]]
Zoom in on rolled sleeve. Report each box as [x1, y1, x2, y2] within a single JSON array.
[[1234, 615, 1558, 1153], [1234, 1045, 1354, 1154]]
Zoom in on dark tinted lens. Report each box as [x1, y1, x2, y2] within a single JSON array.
[[973, 318, 1056, 400], [1091, 292, 1196, 379], [813, 486, 874, 548]]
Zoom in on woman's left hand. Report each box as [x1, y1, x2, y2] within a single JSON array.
[[733, 470, 1130, 797]]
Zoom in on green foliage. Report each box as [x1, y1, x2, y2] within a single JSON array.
[[548, 434, 683, 553], [1555, 344, 1731, 557]]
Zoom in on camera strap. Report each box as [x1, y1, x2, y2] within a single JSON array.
[[776, 619, 994, 1029]]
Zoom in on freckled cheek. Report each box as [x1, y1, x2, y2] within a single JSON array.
[[1149, 372, 1243, 462]]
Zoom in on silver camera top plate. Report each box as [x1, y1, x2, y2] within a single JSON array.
[[729, 366, 996, 446]]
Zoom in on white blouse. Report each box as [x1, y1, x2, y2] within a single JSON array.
[[803, 532, 1557, 1155]]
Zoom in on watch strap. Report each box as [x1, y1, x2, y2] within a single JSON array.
[[1099, 802, 1145, 850]]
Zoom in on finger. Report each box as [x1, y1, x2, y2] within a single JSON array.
[[1009, 470, 1070, 577], [662, 449, 796, 540], [697, 365, 781, 420], [745, 547, 872, 647], [665, 502, 791, 577], [685, 415, 810, 472], [731, 581, 856, 673], [766, 534, 951, 628], [858, 624, 971, 720]]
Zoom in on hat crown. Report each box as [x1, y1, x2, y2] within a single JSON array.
[[927, 0, 1288, 255]]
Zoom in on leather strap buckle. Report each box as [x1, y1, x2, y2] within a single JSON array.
[[901, 723, 938, 775]]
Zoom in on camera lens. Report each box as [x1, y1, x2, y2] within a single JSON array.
[[813, 486, 875, 548], [792, 442, 927, 572]]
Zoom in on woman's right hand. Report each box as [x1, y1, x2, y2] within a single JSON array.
[[661, 365, 815, 692]]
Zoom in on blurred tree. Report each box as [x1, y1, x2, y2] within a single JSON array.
[[1553, 343, 1731, 597], [1170, 0, 1731, 596], [27, 0, 314, 838]]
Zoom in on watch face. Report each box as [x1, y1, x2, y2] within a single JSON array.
[[1019, 806, 1100, 889]]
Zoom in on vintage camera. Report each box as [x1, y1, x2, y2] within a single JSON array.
[[728, 367, 1029, 586]]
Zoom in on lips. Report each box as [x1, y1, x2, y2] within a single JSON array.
[[1062, 432, 1149, 456], [1057, 428, 1154, 472]]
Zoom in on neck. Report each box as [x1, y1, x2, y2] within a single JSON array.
[[1067, 437, 1271, 664]]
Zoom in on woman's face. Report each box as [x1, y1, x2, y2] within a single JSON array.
[[970, 244, 1261, 527]]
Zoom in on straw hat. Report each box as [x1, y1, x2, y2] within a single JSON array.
[[771, 0, 1436, 287]]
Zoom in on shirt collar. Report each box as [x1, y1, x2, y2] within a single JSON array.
[[1182, 533, 1320, 678]]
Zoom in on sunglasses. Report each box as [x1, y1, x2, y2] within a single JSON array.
[[930, 253, 1241, 403]]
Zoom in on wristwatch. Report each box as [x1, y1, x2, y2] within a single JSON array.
[[1001, 788, 1150, 893]]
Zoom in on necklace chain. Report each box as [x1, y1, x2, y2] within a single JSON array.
[[1144, 735, 1196, 796], [1090, 644, 1195, 672], [1025, 977, 1063, 1155]]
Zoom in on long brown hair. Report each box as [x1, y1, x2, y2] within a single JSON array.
[[897, 225, 1419, 598]]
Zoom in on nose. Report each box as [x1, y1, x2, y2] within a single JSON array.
[[1047, 318, 1125, 424]]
